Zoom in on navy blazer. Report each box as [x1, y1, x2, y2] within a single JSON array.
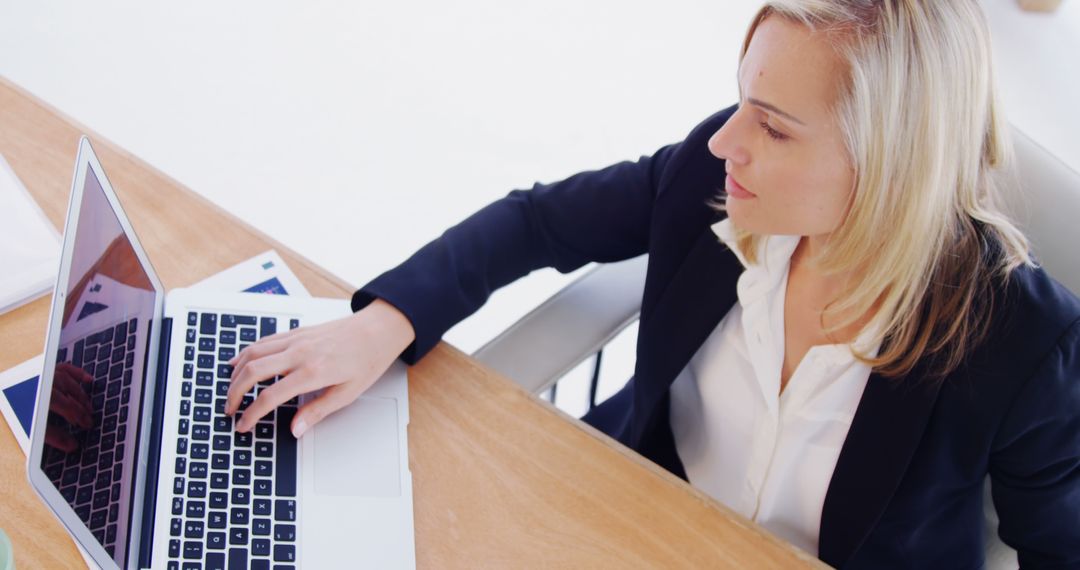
[[354, 105, 1080, 568]]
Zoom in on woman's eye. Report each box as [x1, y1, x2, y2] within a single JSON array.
[[759, 121, 787, 141]]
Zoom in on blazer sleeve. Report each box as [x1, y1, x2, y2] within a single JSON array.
[[351, 141, 683, 364], [989, 317, 1080, 568]]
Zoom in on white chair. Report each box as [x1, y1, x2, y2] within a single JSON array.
[[473, 126, 1080, 567]]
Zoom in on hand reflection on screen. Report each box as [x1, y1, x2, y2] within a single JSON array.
[[45, 363, 95, 452]]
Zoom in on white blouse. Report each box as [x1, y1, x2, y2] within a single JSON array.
[[669, 219, 880, 555]]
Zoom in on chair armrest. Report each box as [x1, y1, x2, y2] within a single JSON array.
[[472, 255, 648, 394]]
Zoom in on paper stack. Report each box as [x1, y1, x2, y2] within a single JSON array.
[[0, 152, 60, 315]]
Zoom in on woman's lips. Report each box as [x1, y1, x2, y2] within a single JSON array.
[[726, 174, 756, 199]]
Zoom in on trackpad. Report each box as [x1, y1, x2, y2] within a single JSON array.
[[313, 396, 401, 497]]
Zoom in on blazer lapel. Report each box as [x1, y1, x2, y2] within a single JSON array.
[[818, 361, 946, 566], [630, 226, 743, 445]]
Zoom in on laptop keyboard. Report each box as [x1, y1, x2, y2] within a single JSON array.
[[44, 317, 140, 558], [167, 311, 301, 570]]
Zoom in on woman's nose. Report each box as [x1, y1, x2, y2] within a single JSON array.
[[708, 109, 750, 166]]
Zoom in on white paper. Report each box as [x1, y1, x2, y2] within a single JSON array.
[[193, 249, 310, 298], [0, 153, 61, 315]]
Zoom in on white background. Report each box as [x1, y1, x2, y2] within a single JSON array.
[[2, 0, 1077, 416]]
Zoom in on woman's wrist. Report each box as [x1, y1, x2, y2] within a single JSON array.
[[356, 298, 416, 353]]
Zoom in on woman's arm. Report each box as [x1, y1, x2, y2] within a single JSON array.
[[989, 317, 1080, 567], [354, 140, 684, 364]]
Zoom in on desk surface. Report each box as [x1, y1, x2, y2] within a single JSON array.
[[0, 77, 822, 569]]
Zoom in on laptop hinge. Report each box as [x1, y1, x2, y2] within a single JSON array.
[[138, 316, 172, 569]]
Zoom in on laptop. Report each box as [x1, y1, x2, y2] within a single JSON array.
[[27, 137, 416, 569]]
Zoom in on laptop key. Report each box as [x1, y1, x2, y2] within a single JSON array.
[[197, 371, 214, 386], [252, 518, 271, 536], [274, 524, 295, 542], [169, 539, 181, 558], [274, 499, 296, 522], [170, 518, 182, 536], [188, 481, 207, 498], [189, 462, 208, 479], [228, 547, 248, 570], [239, 328, 257, 343], [184, 520, 204, 539], [234, 449, 252, 466], [253, 499, 271, 516], [229, 527, 248, 545], [254, 460, 272, 477], [259, 317, 276, 339], [253, 479, 272, 496], [211, 453, 230, 470], [208, 511, 227, 529], [252, 538, 270, 557], [210, 492, 228, 510], [192, 425, 210, 441], [200, 313, 218, 336], [276, 406, 298, 496], [186, 328, 196, 344], [172, 497, 183, 515], [273, 544, 295, 563], [187, 312, 198, 326], [206, 552, 226, 570], [186, 500, 206, 519], [199, 337, 216, 352], [183, 540, 202, 559], [233, 469, 251, 486], [191, 443, 209, 460], [183, 364, 193, 379], [231, 507, 250, 526], [210, 472, 229, 490], [203, 531, 225, 553]]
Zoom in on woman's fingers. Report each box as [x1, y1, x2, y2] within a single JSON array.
[[46, 424, 78, 452], [228, 328, 300, 368], [226, 348, 296, 416], [291, 381, 368, 438], [235, 370, 315, 432], [53, 367, 92, 416], [48, 389, 92, 429]]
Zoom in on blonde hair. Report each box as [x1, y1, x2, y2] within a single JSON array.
[[727, 0, 1033, 380]]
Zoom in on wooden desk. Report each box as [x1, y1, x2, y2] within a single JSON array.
[[0, 77, 823, 569]]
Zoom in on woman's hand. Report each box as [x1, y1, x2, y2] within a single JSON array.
[[225, 299, 415, 438], [45, 363, 94, 452]]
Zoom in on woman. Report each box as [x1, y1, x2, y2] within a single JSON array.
[[226, 0, 1080, 566]]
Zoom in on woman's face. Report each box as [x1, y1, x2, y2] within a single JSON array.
[[709, 16, 855, 239]]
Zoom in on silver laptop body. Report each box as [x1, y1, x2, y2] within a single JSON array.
[[27, 137, 415, 569]]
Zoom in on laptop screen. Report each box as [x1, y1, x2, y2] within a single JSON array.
[[38, 163, 157, 565]]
